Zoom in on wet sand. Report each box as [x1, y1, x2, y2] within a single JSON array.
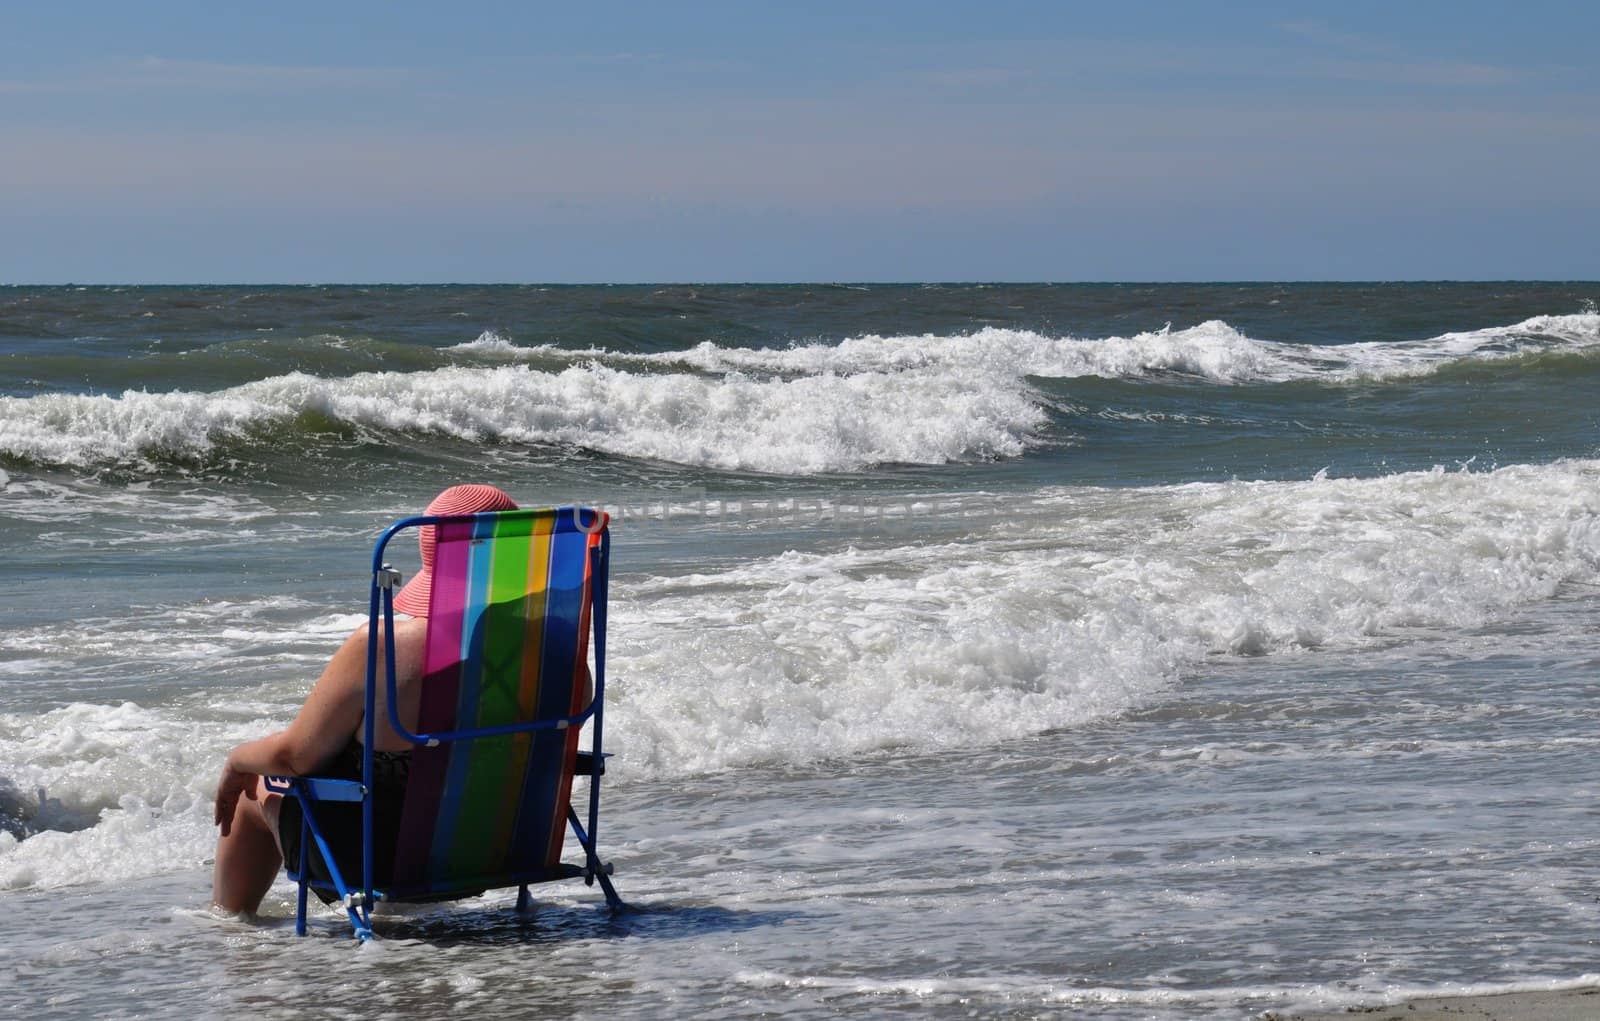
[[1279, 986, 1600, 1020]]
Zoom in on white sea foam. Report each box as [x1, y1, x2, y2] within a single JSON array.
[[0, 475, 324, 527], [0, 363, 1044, 473], [454, 312, 1600, 384], [3, 313, 1595, 475], [4, 459, 1596, 890], [607, 459, 1600, 774], [726, 971, 1600, 1014], [0, 701, 236, 888], [452, 328, 518, 353]]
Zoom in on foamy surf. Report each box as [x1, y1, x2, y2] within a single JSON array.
[[0, 362, 1045, 473], [5, 312, 1594, 475], [453, 312, 1600, 384], [610, 459, 1600, 773], [5, 459, 1595, 892]]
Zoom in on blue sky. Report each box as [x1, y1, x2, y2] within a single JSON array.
[[3, 2, 1596, 282]]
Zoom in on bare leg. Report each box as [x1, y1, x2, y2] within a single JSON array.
[[212, 777, 284, 915]]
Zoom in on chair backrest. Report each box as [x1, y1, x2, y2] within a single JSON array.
[[388, 507, 607, 894]]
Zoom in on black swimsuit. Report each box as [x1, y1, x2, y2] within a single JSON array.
[[276, 737, 411, 895]]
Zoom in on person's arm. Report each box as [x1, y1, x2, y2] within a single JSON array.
[[213, 624, 373, 833]]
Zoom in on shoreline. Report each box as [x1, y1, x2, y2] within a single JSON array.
[[1278, 986, 1600, 1021]]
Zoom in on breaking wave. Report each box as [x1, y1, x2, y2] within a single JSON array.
[[453, 313, 1600, 384], [4, 458, 1597, 888], [3, 313, 1595, 475], [0, 363, 1046, 474]]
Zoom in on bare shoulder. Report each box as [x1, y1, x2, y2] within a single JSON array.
[[352, 615, 428, 643], [391, 616, 428, 654]]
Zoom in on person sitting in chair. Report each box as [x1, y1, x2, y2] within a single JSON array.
[[211, 484, 519, 914]]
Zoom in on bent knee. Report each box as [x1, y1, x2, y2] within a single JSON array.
[[235, 778, 283, 833]]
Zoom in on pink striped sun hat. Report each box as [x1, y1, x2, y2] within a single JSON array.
[[392, 484, 519, 617]]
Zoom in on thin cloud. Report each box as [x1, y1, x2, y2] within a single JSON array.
[[897, 66, 1036, 94], [0, 56, 410, 96], [1316, 58, 1517, 88], [1278, 19, 1394, 56], [1277, 19, 1522, 88], [126, 56, 410, 88]]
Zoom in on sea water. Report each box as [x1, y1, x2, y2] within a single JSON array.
[[2, 283, 1599, 1018]]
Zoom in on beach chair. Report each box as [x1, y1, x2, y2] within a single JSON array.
[[267, 506, 623, 940]]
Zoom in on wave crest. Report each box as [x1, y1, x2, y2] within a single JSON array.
[[0, 363, 1045, 473], [612, 459, 1600, 773], [5, 312, 1595, 476], [453, 312, 1600, 384]]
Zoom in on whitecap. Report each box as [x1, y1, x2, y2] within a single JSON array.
[[4, 459, 1597, 891], [0, 363, 1045, 474]]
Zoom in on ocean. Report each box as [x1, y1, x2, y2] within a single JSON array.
[[2, 282, 1598, 1019]]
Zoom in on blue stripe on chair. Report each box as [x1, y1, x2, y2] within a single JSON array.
[[508, 524, 586, 867]]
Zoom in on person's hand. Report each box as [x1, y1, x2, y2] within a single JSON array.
[[214, 760, 258, 837]]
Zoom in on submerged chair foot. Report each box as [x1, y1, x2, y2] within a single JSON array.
[[595, 869, 624, 911]]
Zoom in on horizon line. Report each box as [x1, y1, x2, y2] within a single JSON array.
[[6, 278, 1600, 288]]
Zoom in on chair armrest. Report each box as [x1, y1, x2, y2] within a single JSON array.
[[573, 751, 611, 776], [264, 775, 367, 802]]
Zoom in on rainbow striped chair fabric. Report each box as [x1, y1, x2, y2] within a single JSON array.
[[271, 506, 622, 939]]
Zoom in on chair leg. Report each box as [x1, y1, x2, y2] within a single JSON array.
[[566, 805, 624, 911], [593, 864, 623, 911], [298, 794, 373, 941], [295, 814, 310, 938]]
